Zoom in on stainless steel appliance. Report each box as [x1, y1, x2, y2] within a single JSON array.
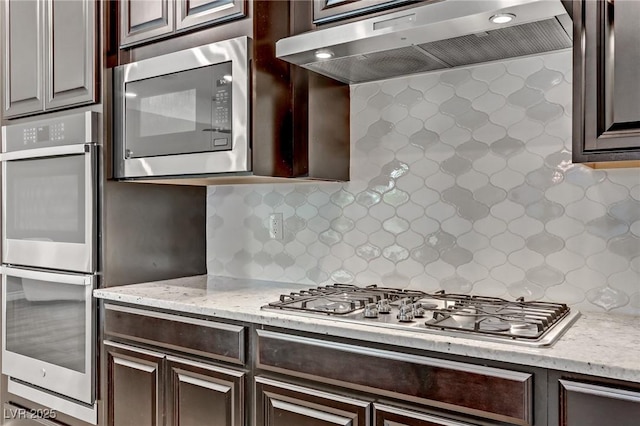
[[262, 283, 581, 347], [1, 112, 97, 273], [276, 0, 573, 84], [114, 36, 250, 179], [1, 267, 95, 404], [0, 112, 99, 423]]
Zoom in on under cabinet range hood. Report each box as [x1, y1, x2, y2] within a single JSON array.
[[276, 0, 572, 84]]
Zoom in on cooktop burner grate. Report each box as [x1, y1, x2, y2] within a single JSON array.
[[263, 284, 580, 347]]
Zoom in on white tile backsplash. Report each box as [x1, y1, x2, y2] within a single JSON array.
[[207, 50, 640, 315]]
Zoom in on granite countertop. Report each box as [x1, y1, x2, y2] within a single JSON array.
[[94, 274, 640, 384]]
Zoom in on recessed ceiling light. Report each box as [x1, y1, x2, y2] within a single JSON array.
[[314, 49, 334, 60], [489, 13, 516, 24]]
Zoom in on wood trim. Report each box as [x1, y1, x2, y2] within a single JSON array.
[[583, 160, 640, 169]]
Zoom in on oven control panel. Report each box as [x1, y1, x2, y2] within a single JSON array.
[[21, 122, 66, 145], [2, 112, 98, 153]]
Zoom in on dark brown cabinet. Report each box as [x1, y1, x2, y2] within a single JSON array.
[[166, 357, 244, 426], [373, 404, 477, 426], [120, 0, 174, 47], [313, 0, 415, 24], [255, 376, 370, 426], [106, 342, 164, 426], [1, 0, 97, 118], [573, 0, 640, 163], [120, 0, 246, 47], [106, 342, 245, 426], [103, 304, 246, 426], [256, 329, 535, 426], [558, 380, 640, 426]]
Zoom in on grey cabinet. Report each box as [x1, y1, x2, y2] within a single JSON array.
[[120, 0, 246, 48], [1, 0, 97, 118], [573, 0, 640, 163], [255, 376, 370, 426], [313, 0, 414, 25], [558, 380, 640, 426]]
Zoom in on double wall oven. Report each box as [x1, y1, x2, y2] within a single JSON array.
[[1, 111, 99, 423]]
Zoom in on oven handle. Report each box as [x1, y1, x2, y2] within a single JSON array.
[[0, 266, 95, 286], [0, 143, 94, 161]]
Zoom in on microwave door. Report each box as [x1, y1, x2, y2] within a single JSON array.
[[123, 63, 232, 159], [1, 144, 97, 273]]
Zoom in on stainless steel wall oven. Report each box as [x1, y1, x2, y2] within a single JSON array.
[[0, 111, 99, 424]]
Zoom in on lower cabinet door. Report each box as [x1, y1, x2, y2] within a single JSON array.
[[373, 404, 477, 426], [559, 380, 640, 426], [255, 376, 370, 426], [166, 356, 245, 426], [105, 341, 164, 426]]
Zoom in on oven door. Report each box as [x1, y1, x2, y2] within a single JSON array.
[[1, 143, 96, 273], [1, 266, 96, 404]]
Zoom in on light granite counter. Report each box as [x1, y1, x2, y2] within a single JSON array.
[[94, 274, 640, 384]]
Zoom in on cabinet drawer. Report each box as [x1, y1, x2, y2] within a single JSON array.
[[559, 380, 640, 426], [255, 376, 370, 426], [104, 304, 245, 365], [257, 330, 532, 425]]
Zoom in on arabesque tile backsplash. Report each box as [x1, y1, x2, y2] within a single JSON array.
[[207, 49, 640, 315]]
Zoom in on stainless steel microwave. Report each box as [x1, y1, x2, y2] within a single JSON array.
[[114, 36, 251, 179]]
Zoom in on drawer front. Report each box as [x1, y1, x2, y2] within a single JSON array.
[[257, 330, 532, 425], [559, 380, 640, 426], [255, 376, 370, 426], [104, 304, 245, 365]]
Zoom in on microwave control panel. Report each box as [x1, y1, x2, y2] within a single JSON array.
[[211, 70, 232, 151]]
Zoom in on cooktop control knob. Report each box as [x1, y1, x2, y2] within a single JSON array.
[[364, 303, 379, 318], [400, 297, 413, 306], [413, 302, 425, 318], [397, 306, 414, 322], [377, 299, 391, 314]]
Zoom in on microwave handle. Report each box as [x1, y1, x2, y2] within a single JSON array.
[[0, 143, 95, 162], [0, 266, 95, 286]]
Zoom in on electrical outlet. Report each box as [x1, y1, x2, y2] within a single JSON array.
[[268, 213, 283, 240]]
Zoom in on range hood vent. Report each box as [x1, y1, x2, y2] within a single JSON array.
[[277, 0, 573, 84]]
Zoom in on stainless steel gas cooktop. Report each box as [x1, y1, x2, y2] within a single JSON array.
[[262, 284, 581, 347]]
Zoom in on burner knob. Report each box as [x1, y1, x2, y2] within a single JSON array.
[[397, 306, 414, 322], [400, 297, 413, 306], [377, 299, 391, 314], [364, 303, 379, 318], [413, 304, 426, 318]]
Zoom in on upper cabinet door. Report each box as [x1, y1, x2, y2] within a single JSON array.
[[313, 0, 413, 25], [175, 0, 245, 32], [120, 0, 175, 47], [46, 0, 97, 110], [2, 0, 45, 118], [573, 0, 640, 162]]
